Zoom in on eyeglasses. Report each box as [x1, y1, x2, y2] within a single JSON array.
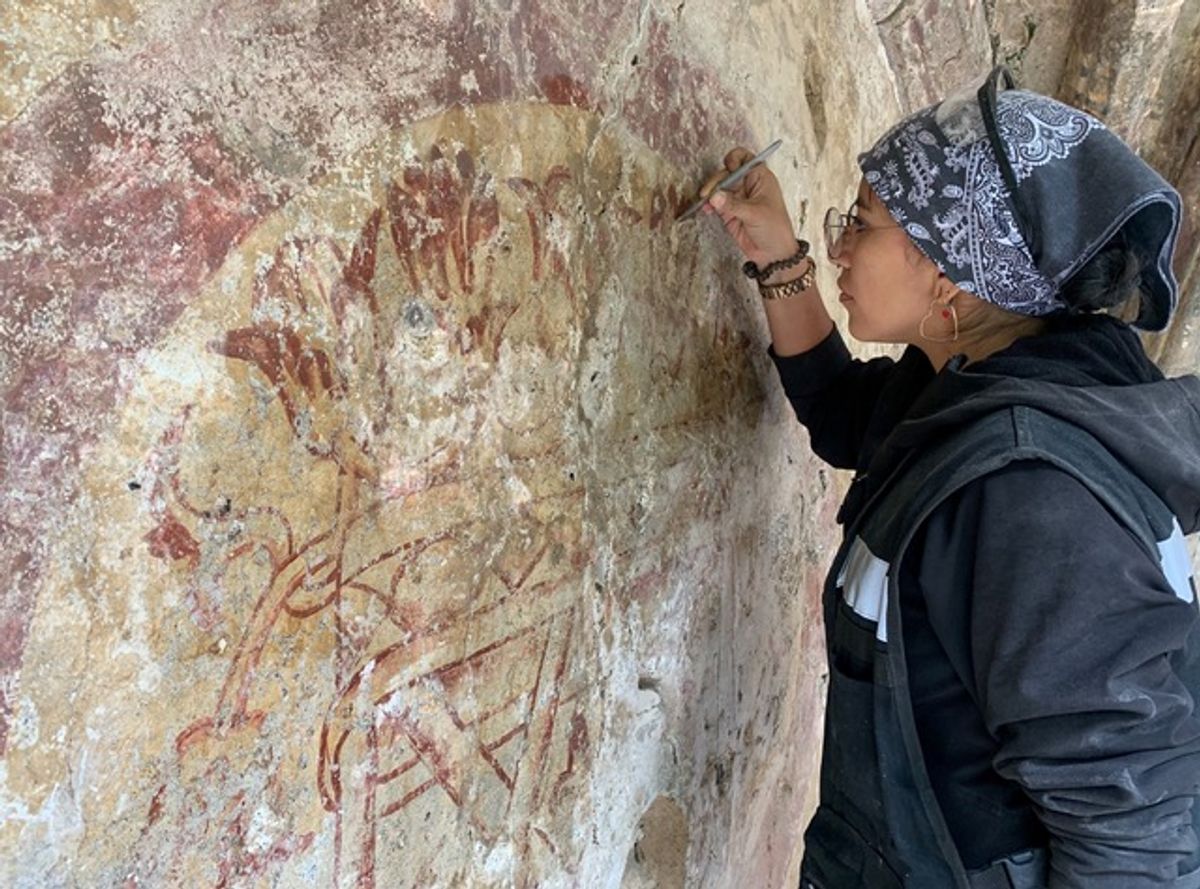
[[823, 204, 903, 260], [821, 67, 1037, 265]]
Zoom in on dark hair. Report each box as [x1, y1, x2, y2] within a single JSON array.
[[1058, 234, 1146, 322]]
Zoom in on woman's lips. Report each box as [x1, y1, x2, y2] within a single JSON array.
[[839, 292, 854, 303]]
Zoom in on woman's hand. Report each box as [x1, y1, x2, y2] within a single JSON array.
[[698, 147, 798, 267]]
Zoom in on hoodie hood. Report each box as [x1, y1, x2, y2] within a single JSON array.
[[870, 313, 1200, 534]]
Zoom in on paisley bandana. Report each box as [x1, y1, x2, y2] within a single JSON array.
[[858, 65, 1183, 331]]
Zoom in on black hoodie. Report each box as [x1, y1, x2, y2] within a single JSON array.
[[770, 313, 1200, 887]]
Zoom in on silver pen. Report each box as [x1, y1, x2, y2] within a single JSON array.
[[675, 138, 784, 223]]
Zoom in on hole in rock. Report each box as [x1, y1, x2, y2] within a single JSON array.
[[618, 795, 688, 889]]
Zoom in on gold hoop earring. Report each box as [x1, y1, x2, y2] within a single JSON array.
[[919, 302, 959, 343]]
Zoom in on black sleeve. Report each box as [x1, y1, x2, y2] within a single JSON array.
[[911, 461, 1200, 888], [767, 325, 899, 470]]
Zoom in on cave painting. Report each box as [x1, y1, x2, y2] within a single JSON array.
[[4, 102, 762, 887]]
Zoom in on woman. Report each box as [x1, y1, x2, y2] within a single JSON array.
[[698, 66, 1200, 888]]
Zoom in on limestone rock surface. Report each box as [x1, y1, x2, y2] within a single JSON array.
[[2, 1, 1197, 887]]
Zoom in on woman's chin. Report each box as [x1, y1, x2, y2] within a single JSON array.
[[844, 313, 883, 345], [843, 307, 862, 335]]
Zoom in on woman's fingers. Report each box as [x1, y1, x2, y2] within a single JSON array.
[[699, 146, 758, 200], [698, 168, 727, 200], [710, 196, 745, 234], [740, 164, 771, 199], [724, 147, 753, 171], [693, 145, 794, 261]]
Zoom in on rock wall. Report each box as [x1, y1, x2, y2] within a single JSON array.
[[1, 2, 1195, 888], [0, 2, 900, 887]]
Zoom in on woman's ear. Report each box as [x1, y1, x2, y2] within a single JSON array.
[[939, 272, 970, 299], [931, 272, 954, 303]]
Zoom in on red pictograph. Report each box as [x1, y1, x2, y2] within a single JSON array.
[[136, 142, 657, 887]]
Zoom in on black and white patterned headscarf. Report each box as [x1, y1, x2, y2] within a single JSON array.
[[858, 65, 1183, 331]]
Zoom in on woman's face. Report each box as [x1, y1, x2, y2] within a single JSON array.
[[832, 178, 947, 345]]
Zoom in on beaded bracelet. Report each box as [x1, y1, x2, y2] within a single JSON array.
[[742, 238, 811, 281]]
